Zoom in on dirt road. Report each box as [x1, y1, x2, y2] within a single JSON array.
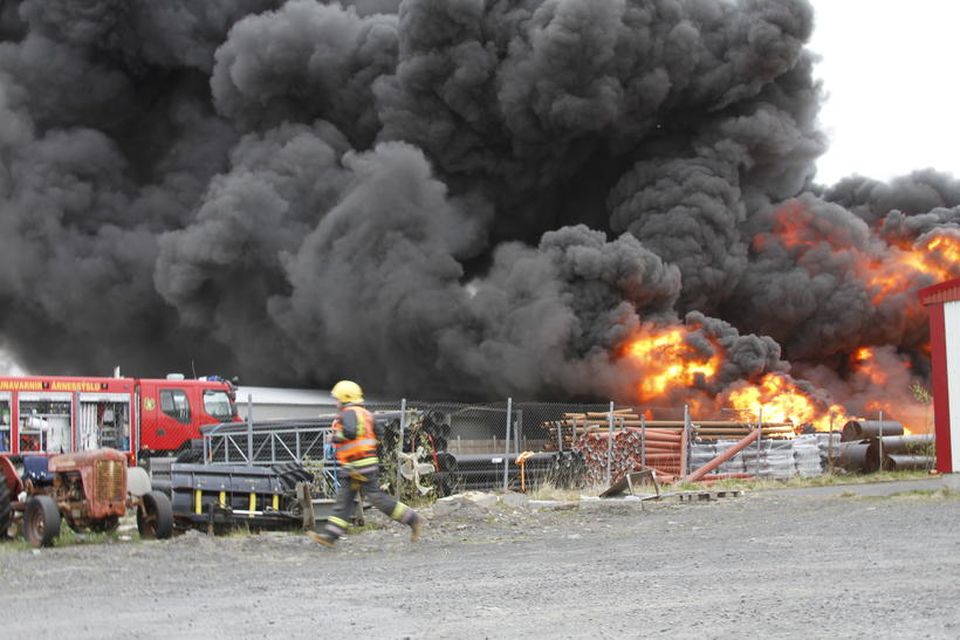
[[2, 486, 958, 639]]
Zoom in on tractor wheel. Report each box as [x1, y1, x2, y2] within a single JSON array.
[[0, 479, 11, 538], [24, 495, 60, 548], [137, 490, 173, 540]]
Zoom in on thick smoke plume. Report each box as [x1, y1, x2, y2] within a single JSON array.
[[0, 0, 956, 424]]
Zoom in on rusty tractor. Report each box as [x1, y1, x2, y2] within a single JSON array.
[[0, 448, 173, 547]]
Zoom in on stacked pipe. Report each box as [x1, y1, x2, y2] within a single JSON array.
[[573, 425, 684, 485], [864, 434, 935, 473], [693, 421, 796, 440], [543, 411, 642, 451], [439, 452, 556, 492], [550, 414, 796, 440], [548, 451, 587, 489], [688, 434, 824, 481], [835, 420, 935, 473], [816, 432, 841, 471]]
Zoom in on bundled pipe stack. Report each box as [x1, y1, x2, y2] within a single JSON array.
[[544, 413, 797, 453], [547, 451, 588, 489], [573, 423, 684, 484], [816, 432, 842, 471], [690, 443, 717, 471], [544, 411, 657, 451], [792, 434, 823, 477], [694, 422, 796, 441], [741, 440, 796, 480], [699, 435, 823, 480], [440, 452, 556, 492], [714, 440, 748, 475]]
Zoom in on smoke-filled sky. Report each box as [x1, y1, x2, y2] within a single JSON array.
[[808, 0, 960, 184], [0, 0, 957, 419]]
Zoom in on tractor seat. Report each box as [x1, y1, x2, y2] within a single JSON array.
[[22, 455, 53, 485]]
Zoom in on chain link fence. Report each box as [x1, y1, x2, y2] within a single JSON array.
[[201, 398, 933, 500]]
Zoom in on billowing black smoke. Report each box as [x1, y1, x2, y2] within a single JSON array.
[[0, 0, 956, 408]]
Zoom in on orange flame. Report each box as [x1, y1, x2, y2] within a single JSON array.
[[850, 346, 888, 385], [625, 326, 720, 401], [756, 202, 960, 308], [725, 373, 850, 432]]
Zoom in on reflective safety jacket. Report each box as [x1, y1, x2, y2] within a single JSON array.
[[333, 404, 379, 467]]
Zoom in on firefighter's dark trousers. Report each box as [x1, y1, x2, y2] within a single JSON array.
[[320, 462, 418, 542]]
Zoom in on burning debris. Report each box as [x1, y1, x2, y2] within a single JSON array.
[[0, 1, 955, 430]]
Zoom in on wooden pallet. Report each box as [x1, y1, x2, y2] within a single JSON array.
[[672, 489, 743, 502]]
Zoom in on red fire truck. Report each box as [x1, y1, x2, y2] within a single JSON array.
[[0, 374, 239, 463]]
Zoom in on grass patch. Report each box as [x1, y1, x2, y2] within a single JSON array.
[[56, 526, 136, 546], [527, 471, 934, 500], [671, 470, 934, 493], [0, 525, 138, 553], [888, 487, 959, 500], [527, 482, 607, 502]]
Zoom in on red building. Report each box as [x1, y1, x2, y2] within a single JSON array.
[[920, 278, 960, 473]]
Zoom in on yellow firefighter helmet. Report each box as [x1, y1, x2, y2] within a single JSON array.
[[331, 380, 364, 404]]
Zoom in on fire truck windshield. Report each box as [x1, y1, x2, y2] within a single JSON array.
[[203, 390, 236, 421]]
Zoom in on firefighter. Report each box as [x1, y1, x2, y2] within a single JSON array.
[[307, 380, 423, 547]]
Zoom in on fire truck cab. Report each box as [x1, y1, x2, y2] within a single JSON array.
[[0, 375, 239, 464]]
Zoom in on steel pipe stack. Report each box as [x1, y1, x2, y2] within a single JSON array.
[[840, 420, 904, 442], [864, 434, 935, 472]]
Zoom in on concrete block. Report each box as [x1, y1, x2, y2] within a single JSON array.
[[462, 491, 498, 509], [499, 492, 529, 509], [579, 496, 644, 512]]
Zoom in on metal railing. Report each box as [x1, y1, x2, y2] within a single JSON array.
[[202, 418, 339, 494]]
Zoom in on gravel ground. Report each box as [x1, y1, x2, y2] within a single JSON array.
[[1, 484, 958, 639]]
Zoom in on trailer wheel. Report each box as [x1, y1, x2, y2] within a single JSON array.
[[137, 490, 173, 540], [0, 479, 11, 538], [24, 495, 60, 548]]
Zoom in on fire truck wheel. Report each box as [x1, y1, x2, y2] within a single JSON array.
[[137, 490, 173, 540], [24, 495, 60, 548], [0, 479, 11, 538]]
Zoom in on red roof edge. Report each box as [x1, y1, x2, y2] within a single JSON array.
[[919, 277, 960, 305]]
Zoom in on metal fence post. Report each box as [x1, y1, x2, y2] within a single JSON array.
[[878, 409, 884, 471], [755, 406, 763, 476], [516, 408, 523, 453], [640, 413, 647, 468], [246, 394, 253, 464], [503, 398, 513, 492], [606, 401, 614, 484], [397, 398, 407, 498], [828, 412, 835, 475]]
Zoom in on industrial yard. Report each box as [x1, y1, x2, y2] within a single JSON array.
[[1, 1, 960, 638], [2, 480, 958, 639]]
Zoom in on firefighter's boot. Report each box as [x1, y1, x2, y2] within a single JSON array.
[[307, 530, 336, 548], [409, 515, 424, 543]]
